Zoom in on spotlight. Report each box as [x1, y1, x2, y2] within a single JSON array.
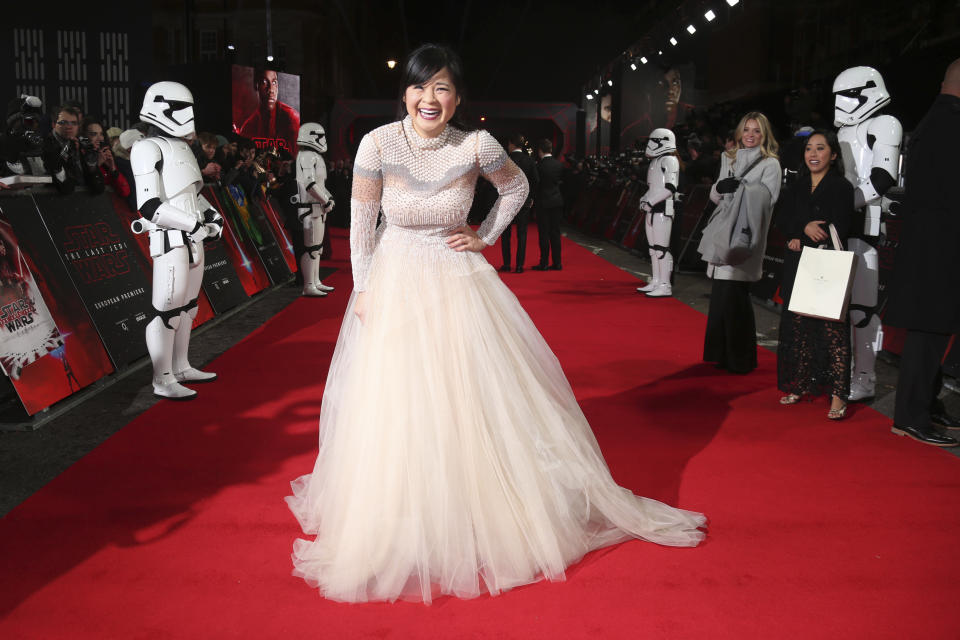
[[687, 25, 696, 35], [266, 54, 274, 62], [386, 59, 397, 69], [658, 50, 663, 55], [607, 79, 613, 86], [726, 0, 739, 5], [586, 94, 594, 100], [594, 89, 599, 94], [630, 62, 637, 71], [669, 37, 678, 46], [705, 9, 716, 21], [480, 116, 486, 122], [640, 56, 648, 64], [226, 44, 236, 51]]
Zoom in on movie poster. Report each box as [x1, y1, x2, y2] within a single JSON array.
[[584, 94, 598, 156], [231, 65, 301, 153], [0, 200, 114, 415], [32, 192, 153, 367], [202, 186, 272, 297], [620, 63, 697, 153]]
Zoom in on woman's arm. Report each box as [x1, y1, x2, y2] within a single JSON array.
[[474, 131, 529, 246], [349, 133, 383, 293]]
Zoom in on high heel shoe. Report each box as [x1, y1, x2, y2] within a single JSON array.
[[828, 401, 848, 420], [780, 394, 801, 405]]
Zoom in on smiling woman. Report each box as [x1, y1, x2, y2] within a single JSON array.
[[285, 43, 705, 605]]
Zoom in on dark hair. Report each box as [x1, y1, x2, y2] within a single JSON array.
[[397, 43, 474, 131], [237, 137, 256, 153], [56, 105, 81, 120], [508, 133, 526, 149], [537, 138, 553, 154], [801, 129, 844, 176], [81, 117, 104, 136]]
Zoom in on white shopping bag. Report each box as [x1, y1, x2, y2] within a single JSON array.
[[787, 225, 857, 322]]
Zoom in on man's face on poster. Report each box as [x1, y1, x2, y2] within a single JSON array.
[[257, 70, 279, 111], [600, 94, 612, 123]]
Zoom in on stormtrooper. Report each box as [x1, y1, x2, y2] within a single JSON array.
[[294, 122, 334, 297], [833, 66, 902, 401], [636, 128, 679, 298], [131, 81, 223, 400]]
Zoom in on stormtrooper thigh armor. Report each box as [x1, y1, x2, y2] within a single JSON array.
[[636, 129, 679, 298], [833, 66, 903, 401], [296, 123, 334, 297]]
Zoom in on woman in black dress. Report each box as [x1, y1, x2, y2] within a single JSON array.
[[776, 130, 854, 419]]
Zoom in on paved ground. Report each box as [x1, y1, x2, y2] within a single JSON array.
[[1, 231, 957, 517]]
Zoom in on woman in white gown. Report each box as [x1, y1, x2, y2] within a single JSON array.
[[286, 44, 706, 604]]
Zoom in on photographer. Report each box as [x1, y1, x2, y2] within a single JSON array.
[[82, 118, 130, 198], [1, 95, 47, 180], [42, 105, 104, 195]]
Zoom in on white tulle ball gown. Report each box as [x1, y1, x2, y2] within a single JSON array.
[[285, 116, 706, 604]]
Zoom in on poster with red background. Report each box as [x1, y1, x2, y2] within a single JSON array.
[[231, 65, 301, 153]]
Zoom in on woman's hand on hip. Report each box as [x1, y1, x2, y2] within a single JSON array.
[[446, 226, 487, 252]]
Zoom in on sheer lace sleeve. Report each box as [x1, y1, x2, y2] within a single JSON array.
[[475, 130, 529, 246], [350, 132, 383, 292]]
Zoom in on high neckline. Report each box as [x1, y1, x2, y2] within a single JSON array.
[[402, 115, 450, 150]]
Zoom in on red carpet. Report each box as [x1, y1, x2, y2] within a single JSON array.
[[2, 227, 959, 638]]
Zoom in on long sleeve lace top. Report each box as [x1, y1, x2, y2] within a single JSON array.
[[349, 116, 529, 291]]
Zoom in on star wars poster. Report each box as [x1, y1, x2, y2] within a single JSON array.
[[619, 64, 697, 153], [32, 192, 154, 368], [202, 186, 272, 297], [0, 200, 114, 415], [231, 65, 301, 153]]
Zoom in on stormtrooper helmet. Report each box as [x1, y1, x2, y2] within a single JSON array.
[[645, 128, 676, 158], [297, 122, 327, 153], [139, 81, 195, 138], [832, 66, 891, 127]]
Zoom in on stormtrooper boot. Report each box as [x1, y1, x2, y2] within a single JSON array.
[[646, 252, 673, 298], [172, 310, 217, 383], [301, 253, 327, 297], [637, 249, 659, 293], [146, 316, 197, 400]]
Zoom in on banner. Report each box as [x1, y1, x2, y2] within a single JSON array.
[[202, 186, 271, 296], [260, 194, 298, 272], [220, 184, 290, 284], [0, 196, 113, 415], [619, 63, 697, 153], [231, 65, 301, 152], [32, 192, 153, 367]]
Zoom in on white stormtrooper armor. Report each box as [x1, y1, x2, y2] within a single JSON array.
[[131, 81, 223, 400], [833, 67, 903, 401], [295, 122, 334, 297], [636, 128, 679, 298]]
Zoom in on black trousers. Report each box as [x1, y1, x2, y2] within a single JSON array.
[[500, 206, 530, 268], [536, 205, 563, 267], [894, 330, 951, 429], [703, 279, 757, 374]]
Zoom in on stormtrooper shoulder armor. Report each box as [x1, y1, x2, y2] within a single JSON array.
[[866, 114, 903, 148]]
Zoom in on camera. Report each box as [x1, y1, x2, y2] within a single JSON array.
[[77, 135, 99, 167]]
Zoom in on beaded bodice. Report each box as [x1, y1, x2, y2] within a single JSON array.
[[349, 116, 529, 291]]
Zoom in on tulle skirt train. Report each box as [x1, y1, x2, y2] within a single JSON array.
[[286, 225, 705, 603]]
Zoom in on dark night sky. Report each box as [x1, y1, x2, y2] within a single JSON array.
[[339, 0, 671, 102]]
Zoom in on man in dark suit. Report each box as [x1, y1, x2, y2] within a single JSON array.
[[532, 139, 564, 270], [884, 58, 960, 447], [500, 133, 538, 273]]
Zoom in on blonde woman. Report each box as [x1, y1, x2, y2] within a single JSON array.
[[702, 112, 781, 374]]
